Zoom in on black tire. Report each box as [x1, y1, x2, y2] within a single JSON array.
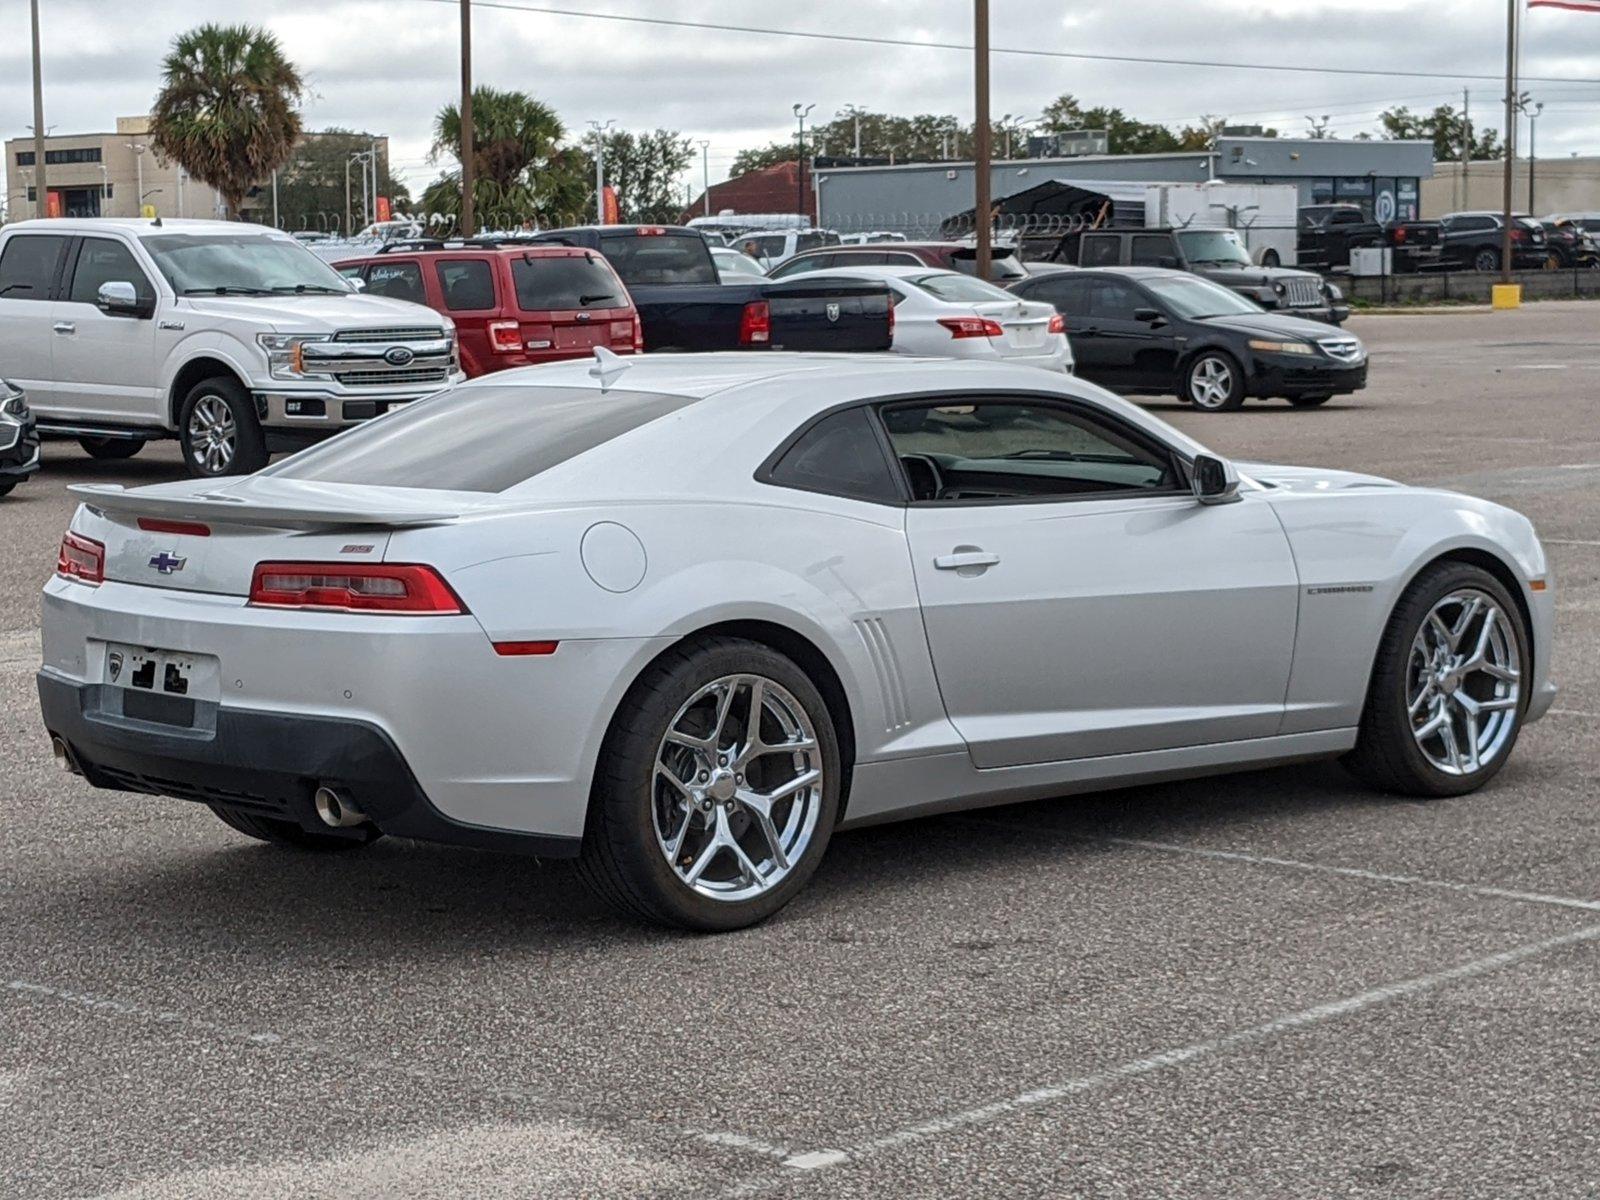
[[1182, 350, 1246, 411], [1472, 247, 1500, 273], [0, 481, 15, 498], [1260, 249, 1282, 268], [178, 375, 268, 478], [578, 636, 843, 931], [79, 436, 145, 460], [1344, 561, 1530, 798], [207, 803, 381, 851], [1287, 393, 1334, 408]]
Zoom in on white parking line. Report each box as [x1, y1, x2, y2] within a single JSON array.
[[779, 922, 1600, 1173], [1548, 708, 1600, 720], [953, 819, 1600, 915], [1545, 539, 1600, 548]]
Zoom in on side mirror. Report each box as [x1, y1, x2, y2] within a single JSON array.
[[96, 281, 148, 318], [1191, 453, 1241, 505], [1132, 306, 1166, 326], [349, 276, 367, 291], [1157, 256, 1180, 269]]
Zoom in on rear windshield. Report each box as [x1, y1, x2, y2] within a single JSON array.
[[267, 386, 696, 493], [512, 254, 625, 311], [599, 232, 717, 286], [949, 247, 1026, 281], [911, 273, 1016, 303]]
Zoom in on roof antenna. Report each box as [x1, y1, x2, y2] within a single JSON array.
[[151, 215, 163, 227], [588, 345, 631, 389]]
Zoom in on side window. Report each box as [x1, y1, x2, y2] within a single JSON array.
[[364, 261, 426, 303], [1079, 236, 1121, 267], [1130, 235, 1173, 267], [772, 254, 830, 277], [882, 253, 922, 266], [880, 400, 1178, 502], [68, 238, 155, 306], [434, 259, 496, 311], [1085, 278, 1142, 321], [1331, 210, 1361, 226], [0, 234, 68, 302], [766, 406, 901, 503], [1027, 277, 1088, 314], [753, 235, 787, 259]]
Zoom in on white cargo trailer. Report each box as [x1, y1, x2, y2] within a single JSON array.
[[1143, 182, 1301, 267]]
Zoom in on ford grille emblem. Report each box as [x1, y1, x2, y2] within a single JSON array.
[[384, 346, 416, 367], [148, 552, 186, 575]]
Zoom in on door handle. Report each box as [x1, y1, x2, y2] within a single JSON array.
[[933, 549, 1000, 571], [53, 322, 75, 334]]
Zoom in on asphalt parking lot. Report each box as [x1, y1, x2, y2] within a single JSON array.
[[3, 301, 1597, 1199]]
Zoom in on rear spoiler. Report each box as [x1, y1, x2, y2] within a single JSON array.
[[68, 484, 459, 531]]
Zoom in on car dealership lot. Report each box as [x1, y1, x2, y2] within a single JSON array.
[[2, 302, 1597, 1197]]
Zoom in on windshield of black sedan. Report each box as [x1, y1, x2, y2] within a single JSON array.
[[144, 233, 353, 295], [1175, 229, 1252, 267], [1141, 275, 1264, 319]]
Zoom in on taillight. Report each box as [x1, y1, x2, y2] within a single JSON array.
[[57, 531, 105, 585], [137, 518, 211, 537], [938, 316, 1004, 339], [248, 563, 466, 614], [1393, 226, 1407, 244], [487, 320, 523, 353], [632, 313, 644, 353], [1047, 313, 1066, 335], [739, 300, 771, 346], [1511, 227, 1526, 243]]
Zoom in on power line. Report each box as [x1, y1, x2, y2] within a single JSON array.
[[402, 0, 1600, 86]]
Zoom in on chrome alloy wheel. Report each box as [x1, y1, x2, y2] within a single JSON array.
[[653, 673, 823, 902], [187, 394, 237, 474], [1189, 357, 1235, 409], [1407, 589, 1521, 776]]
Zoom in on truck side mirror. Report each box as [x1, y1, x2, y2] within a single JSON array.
[[96, 281, 150, 319]]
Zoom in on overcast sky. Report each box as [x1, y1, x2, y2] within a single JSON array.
[[3, 0, 1598, 209]]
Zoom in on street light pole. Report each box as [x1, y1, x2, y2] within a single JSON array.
[[459, 0, 475, 236], [793, 103, 815, 220], [1526, 100, 1542, 214], [698, 140, 711, 216], [974, 0, 992, 279], [30, 0, 48, 217], [840, 104, 864, 159], [1499, 0, 1518, 285], [128, 143, 146, 215]]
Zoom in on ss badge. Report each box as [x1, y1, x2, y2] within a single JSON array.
[[825, 302, 840, 323], [108, 651, 123, 682]]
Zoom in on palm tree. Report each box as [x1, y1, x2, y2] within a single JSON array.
[[149, 24, 304, 219], [432, 87, 566, 193]]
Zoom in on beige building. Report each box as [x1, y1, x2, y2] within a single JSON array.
[[5, 116, 389, 226], [1424, 158, 1600, 217]]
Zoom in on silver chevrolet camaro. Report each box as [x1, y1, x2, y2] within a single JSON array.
[[39, 352, 1556, 930]]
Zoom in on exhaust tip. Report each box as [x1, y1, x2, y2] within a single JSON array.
[[50, 736, 79, 775], [313, 785, 366, 829]]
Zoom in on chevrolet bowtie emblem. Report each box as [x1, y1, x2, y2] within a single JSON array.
[[148, 552, 186, 575]]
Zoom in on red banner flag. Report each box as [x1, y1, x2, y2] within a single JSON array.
[[1529, 0, 1600, 10], [601, 184, 620, 225]]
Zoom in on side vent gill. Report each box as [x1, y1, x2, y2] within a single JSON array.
[[854, 616, 911, 733]]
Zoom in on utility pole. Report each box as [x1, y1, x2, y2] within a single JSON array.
[[793, 103, 815, 220], [1459, 89, 1470, 210], [459, 0, 475, 236], [30, 0, 47, 217], [271, 168, 279, 228], [1500, 0, 1518, 285], [974, 0, 992, 279], [698, 140, 711, 216], [1525, 100, 1542, 214]]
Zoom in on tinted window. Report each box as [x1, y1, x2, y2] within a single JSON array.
[[68, 238, 155, 306], [599, 232, 717, 286], [767, 407, 901, 503], [834, 250, 888, 267], [950, 248, 1026, 281], [881, 401, 1176, 500], [1085, 278, 1143, 320], [1130, 235, 1173, 267], [750, 234, 788, 259], [268, 385, 697, 493], [771, 254, 832, 277], [512, 255, 623, 310], [434, 259, 496, 311], [796, 231, 839, 252], [1080, 236, 1121, 267], [1141, 275, 1262, 319], [0, 234, 67, 301], [364, 261, 426, 303], [1029, 276, 1089, 314]]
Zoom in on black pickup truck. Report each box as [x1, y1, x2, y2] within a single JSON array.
[[1297, 205, 1442, 272], [530, 225, 893, 352], [1055, 226, 1348, 324]]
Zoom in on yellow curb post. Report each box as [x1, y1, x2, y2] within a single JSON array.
[[1491, 284, 1522, 309]]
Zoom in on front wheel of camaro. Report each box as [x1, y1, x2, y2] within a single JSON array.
[[1346, 561, 1530, 798], [579, 637, 842, 931]]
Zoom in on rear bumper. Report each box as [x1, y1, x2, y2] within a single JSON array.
[[38, 672, 578, 857]]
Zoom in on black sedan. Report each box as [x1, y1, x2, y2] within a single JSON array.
[[0, 379, 39, 497], [1009, 267, 1367, 411]]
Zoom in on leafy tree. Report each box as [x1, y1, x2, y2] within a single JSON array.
[[1378, 105, 1500, 161], [272, 128, 410, 233], [586, 129, 695, 223], [149, 23, 304, 218], [731, 143, 799, 178], [428, 86, 588, 226]]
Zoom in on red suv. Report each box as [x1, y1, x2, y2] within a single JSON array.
[[334, 241, 642, 376]]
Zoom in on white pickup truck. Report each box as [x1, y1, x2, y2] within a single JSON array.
[[0, 218, 463, 477]]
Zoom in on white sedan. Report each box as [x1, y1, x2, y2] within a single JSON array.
[[40, 353, 1555, 930], [810, 266, 1071, 372]]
